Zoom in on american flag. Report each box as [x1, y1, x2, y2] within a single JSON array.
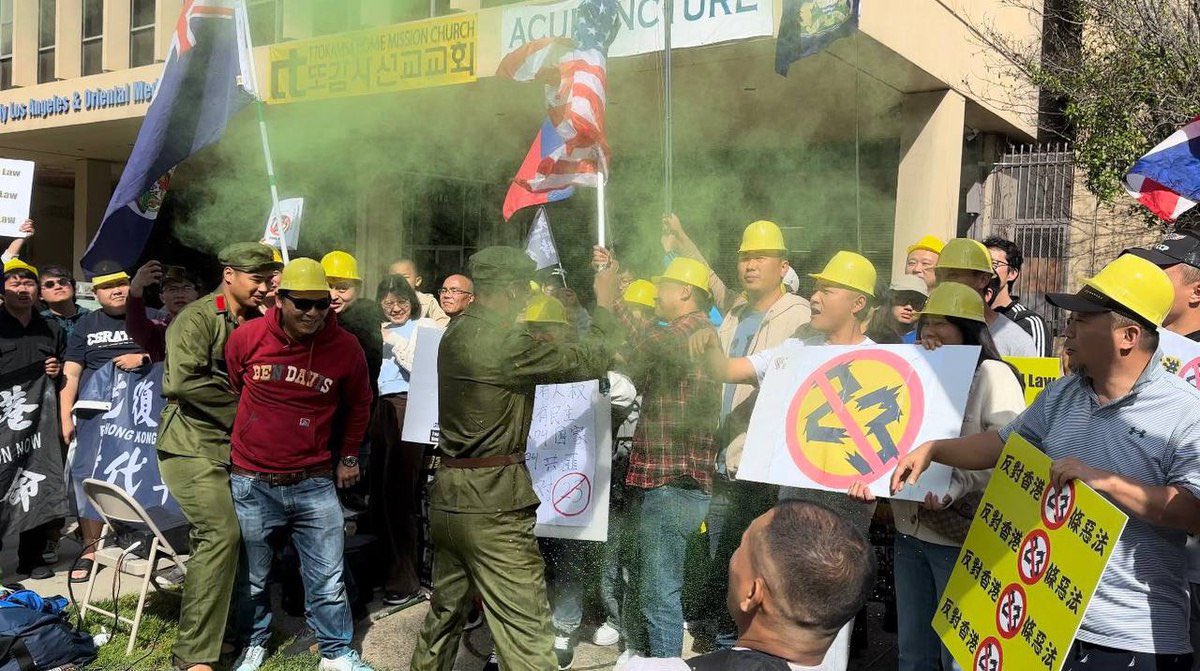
[[498, 0, 620, 192], [1124, 116, 1200, 222]]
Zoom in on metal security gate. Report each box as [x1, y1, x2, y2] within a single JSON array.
[[982, 144, 1074, 337]]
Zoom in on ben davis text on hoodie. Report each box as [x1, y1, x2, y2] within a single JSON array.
[[225, 307, 371, 473]]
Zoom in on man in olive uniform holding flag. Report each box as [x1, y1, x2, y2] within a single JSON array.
[[411, 247, 617, 671], [156, 243, 281, 671]]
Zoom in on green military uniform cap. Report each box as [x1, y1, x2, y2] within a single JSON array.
[[469, 246, 535, 286], [218, 242, 283, 272]]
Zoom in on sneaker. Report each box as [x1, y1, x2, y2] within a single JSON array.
[[592, 622, 620, 647], [465, 605, 484, 631], [614, 649, 645, 670], [553, 635, 574, 670], [154, 565, 186, 590], [19, 565, 52, 581], [234, 645, 267, 671], [481, 649, 499, 671], [382, 591, 424, 608], [318, 650, 374, 671], [41, 538, 58, 566]]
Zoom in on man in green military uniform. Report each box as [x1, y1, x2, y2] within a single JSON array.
[[156, 242, 281, 671], [411, 247, 617, 671]]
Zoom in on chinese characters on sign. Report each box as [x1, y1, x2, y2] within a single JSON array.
[[934, 434, 1128, 671], [268, 14, 478, 104]]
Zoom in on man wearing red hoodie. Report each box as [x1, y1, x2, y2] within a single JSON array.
[[224, 258, 374, 671]]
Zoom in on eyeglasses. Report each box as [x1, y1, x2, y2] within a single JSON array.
[[991, 259, 1010, 271], [285, 295, 332, 311], [438, 287, 473, 296], [381, 300, 412, 310], [41, 278, 71, 289]]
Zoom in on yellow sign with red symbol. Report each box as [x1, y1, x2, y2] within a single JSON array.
[[1002, 357, 1063, 407], [934, 434, 1127, 671]]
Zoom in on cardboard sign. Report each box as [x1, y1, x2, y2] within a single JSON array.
[[738, 345, 979, 501], [935, 434, 1127, 671], [261, 197, 304, 251], [527, 380, 612, 541], [0, 159, 34, 237], [1003, 357, 1063, 407], [1157, 328, 1200, 389], [401, 325, 445, 445]]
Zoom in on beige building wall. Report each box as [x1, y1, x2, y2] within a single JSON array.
[[102, 0, 132, 72], [57, 0, 84, 80]]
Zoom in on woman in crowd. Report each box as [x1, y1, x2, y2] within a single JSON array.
[[866, 275, 929, 344], [850, 281, 1024, 671]]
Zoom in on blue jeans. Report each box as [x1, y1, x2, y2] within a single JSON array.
[[598, 494, 633, 636], [232, 474, 353, 660], [894, 532, 962, 671], [704, 476, 777, 649], [625, 484, 711, 657]]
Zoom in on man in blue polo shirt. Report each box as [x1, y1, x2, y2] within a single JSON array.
[[891, 253, 1200, 670]]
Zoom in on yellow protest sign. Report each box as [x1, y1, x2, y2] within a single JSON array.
[[268, 14, 478, 104], [934, 434, 1127, 671], [1002, 357, 1063, 407]]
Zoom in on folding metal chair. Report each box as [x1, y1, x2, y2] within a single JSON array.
[[79, 478, 189, 655]]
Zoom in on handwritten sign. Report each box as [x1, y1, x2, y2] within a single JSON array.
[[0, 159, 34, 237], [261, 197, 304, 251], [738, 345, 978, 501], [269, 14, 477, 104], [1003, 357, 1062, 407], [934, 434, 1127, 671], [526, 380, 611, 541], [401, 324, 445, 445]]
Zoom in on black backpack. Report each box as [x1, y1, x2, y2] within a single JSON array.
[[686, 648, 795, 671], [0, 607, 96, 671]]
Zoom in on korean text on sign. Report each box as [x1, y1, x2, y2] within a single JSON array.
[[934, 434, 1127, 671], [268, 14, 478, 104]]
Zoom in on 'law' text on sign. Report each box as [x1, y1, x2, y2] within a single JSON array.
[[0, 159, 34, 238]]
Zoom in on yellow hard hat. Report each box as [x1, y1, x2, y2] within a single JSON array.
[[519, 294, 569, 324], [653, 257, 711, 293], [739, 220, 787, 253], [917, 282, 985, 323], [622, 279, 657, 309], [935, 238, 993, 274], [529, 280, 542, 295], [2, 258, 37, 277], [320, 250, 361, 282], [278, 258, 330, 292], [272, 248, 283, 263], [1047, 254, 1173, 327], [907, 235, 945, 256], [809, 251, 876, 297]]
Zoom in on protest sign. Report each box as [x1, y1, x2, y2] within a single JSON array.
[[527, 380, 612, 541], [935, 434, 1127, 671], [738, 344, 978, 501], [401, 324, 445, 445], [1003, 357, 1062, 407], [1157, 328, 1200, 389], [261, 197, 304, 251], [0, 158, 34, 237], [0, 363, 68, 536], [500, 0, 772, 60], [269, 14, 477, 104], [71, 363, 184, 529]]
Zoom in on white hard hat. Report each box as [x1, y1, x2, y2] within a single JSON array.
[[782, 266, 800, 294]]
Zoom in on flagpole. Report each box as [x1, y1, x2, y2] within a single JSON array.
[[234, 1, 289, 264], [662, 0, 673, 215], [597, 171, 607, 249]]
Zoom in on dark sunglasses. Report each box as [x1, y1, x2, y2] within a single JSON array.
[[41, 278, 71, 289], [285, 295, 332, 311], [893, 294, 928, 310]]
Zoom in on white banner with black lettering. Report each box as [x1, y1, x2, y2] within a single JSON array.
[[0, 363, 68, 535]]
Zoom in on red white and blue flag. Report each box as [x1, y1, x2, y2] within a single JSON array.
[[503, 119, 575, 220], [1124, 117, 1200, 222], [498, 0, 620, 204], [81, 0, 255, 274]]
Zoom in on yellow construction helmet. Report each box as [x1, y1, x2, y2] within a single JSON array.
[[622, 279, 657, 309], [917, 282, 985, 323], [278, 258, 330, 292], [739, 220, 787, 253], [935, 239, 993, 274], [529, 280, 542, 295], [2, 258, 37, 277], [1047, 254, 1173, 327], [809, 251, 877, 297], [320, 250, 361, 282], [272, 248, 283, 263], [906, 235, 945, 256], [653, 257, 711, 293], [519, 294, 569, 324]]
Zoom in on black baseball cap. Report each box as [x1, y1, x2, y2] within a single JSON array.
[[1126, 231, 1200, 269]]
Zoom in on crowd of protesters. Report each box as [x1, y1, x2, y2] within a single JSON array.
[[3, 211, 1200, 671]]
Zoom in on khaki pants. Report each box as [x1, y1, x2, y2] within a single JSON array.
[[158, 453, 241, 668], [411, 507, 556, 671]]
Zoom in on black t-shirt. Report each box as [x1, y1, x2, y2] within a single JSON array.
[[65, 309, 149, 372], [0, 308, 65, 377]]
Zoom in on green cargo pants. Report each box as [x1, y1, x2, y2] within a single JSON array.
[[411, 507, 556, 671], [158, 453, 241, 668]]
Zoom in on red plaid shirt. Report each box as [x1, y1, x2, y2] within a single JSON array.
[[617, 304, 721, 492]]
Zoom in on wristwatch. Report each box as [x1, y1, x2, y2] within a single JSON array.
[[340, 456, 359, 468]]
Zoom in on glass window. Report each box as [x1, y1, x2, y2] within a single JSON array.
[[247, 0, 279, 45], [314, 0, 359, 36], [2, 0, 13, 90], [130, 0, 154, 66], [37, 0, 54, 83], [82, 0, 104, 75]]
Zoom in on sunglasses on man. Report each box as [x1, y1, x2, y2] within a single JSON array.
[[41, 278, 71, 289], [285, 295, 332, 311]]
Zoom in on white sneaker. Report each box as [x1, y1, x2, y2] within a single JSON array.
[[614, 649, 645, 670], [234, 645, 267, 671], [318, 650, 374, 671], [592, 622, 620, 646]]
